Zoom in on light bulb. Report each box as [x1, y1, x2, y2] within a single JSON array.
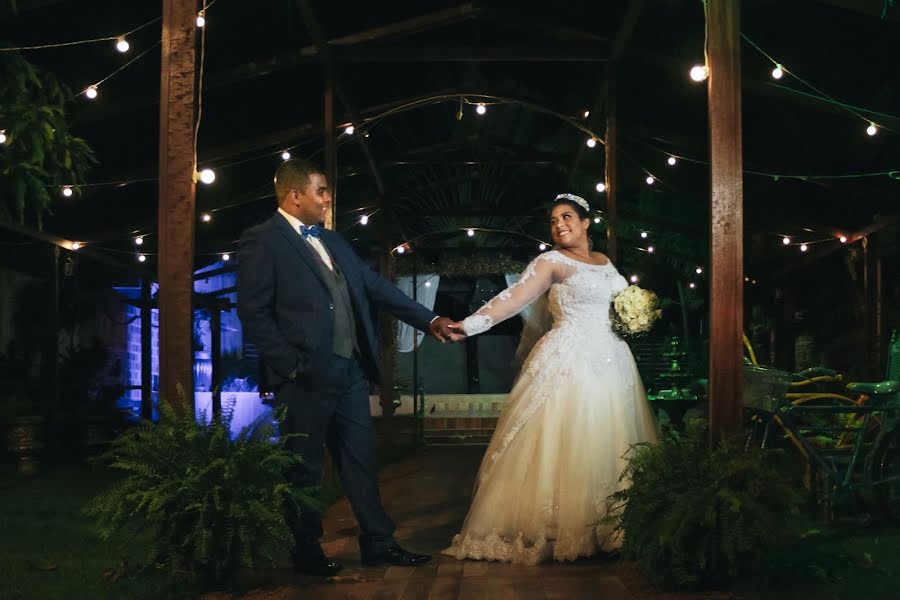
[[476, 103, 486, 115], [222, 253, 230, 261], [116, 37, 129, 53], [782, 236, 791, 245], [396, 245, 406, 254], [866, 122, 877, 136], [134, 236, 144, 246], [71, 242, 82, 250], [745, 277, 750, 282], [85, 85, 98, 99], [467, 229, 475, 237], [647, 246, 655, 253], [640, 231, 648, 239], [586, 138, 597, 148], [61, 186, 73, 197], [800, 244, 808, 252], [645, 175, 655, 185], [839, 235, 848, 243], [344, 125, 354, 135], [196, 11, 206, 27], [201, 212, 212, 223], [595, 182, 606, 192], [0, 130, 6, 144], [539, 243, 547, 251], [690, 65, 709, 82], [771, 64, 783, 79], [360, 215, 369, 225], [424, 281, 431, 287], [137, 254, 146, 263], [594, 217, 601, 224], [689, 282, 696, 289], [667, 156, 677, 166], [629, 275, 639, 283], [281, 151, 291, 160], [695, 267, 703, 274], [199, 168, 216, 184], [583, 110, 590, 118]]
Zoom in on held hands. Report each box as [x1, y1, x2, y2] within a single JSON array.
[[428, 317, 468, 343]]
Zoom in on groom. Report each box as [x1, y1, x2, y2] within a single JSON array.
[[238, 159, 454, 576]]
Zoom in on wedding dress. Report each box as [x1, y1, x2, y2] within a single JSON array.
[[442, 250, 658, 565]]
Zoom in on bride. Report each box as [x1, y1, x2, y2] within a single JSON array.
[[442, 193, 658, 565]]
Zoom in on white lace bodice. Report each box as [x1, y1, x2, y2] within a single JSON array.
[[462, 251, 629, 337]]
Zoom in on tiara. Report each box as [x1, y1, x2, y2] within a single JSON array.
[[554, 193, 589, 213]]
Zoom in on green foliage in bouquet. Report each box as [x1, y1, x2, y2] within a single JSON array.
[[85, 394, 318, 582], [607, 420, 801, 589]]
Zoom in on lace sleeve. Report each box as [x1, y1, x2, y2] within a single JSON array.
[[462, 255, 557, 336], [611, 267, 628, 294]]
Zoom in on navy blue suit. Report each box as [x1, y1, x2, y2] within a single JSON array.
[[238, 213, 436, 556]]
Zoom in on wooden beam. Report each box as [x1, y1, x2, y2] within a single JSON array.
[[157, 0, 197, 415], [707, 0, 744, 442]]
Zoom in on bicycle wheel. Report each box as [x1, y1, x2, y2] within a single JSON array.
[[872, 429, 900, 519]]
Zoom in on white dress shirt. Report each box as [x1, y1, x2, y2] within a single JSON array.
[[278, 208, 334, 271]]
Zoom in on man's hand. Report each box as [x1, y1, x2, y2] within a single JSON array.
[[429, 316, 455, 342]]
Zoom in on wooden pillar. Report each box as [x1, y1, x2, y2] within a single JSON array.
[[210, 303, 222, 417], [706, 0, 744, 443], [604, 72, 618, 264], [324, 74, 337, 230], [140, 277, 153, 420], [158, 0, 197, 414]]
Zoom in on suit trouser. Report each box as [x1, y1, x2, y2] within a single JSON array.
[[279, 354, 395, 557]]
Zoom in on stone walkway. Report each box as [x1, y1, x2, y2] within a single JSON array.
[[213, 446, 731, 600]]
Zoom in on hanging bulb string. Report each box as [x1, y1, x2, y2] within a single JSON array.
[[77, 40, 162, 98], [0, 16, 161, 52]]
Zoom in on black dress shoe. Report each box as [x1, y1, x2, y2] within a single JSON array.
[[361, 543, 432, 567], [293, 554, 344, 577]]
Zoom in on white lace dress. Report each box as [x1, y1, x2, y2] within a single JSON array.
[[442, 250, 658, 565]]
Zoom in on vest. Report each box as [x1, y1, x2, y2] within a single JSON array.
[[312, 243, 359, 359]]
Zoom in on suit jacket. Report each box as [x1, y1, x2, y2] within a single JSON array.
[[237, 213, 437, 388]]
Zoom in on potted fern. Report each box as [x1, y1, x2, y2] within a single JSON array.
[[86, 394, 317, 582], [607, 420, 801, 589]]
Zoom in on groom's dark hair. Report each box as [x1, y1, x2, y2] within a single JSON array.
[[274, 159, 325, 202]]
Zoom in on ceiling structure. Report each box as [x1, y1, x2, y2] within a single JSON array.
[[1, 0, 898, 293]]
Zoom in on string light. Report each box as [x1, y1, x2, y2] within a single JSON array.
[[424, 281, 432, 287], [201, 212, 212, 222], [690, 65, 709, 82], [593, 217, 601, 224], [344, 125, 355, 135], [645, 175, 655, 185], [0, 130, 6, 144], [771, 64, 784, 79], [85, 85, 98, 99], [866, 122, 878, 136], [667, 156, 677, 166], [467, 228, 475, 237], [395, 245, 406, 254], [360, 215, 369, 225], [689, 282, 696, 289], [640, 231, 648, 239], [586, 138, 597, 148], [695, 267, 703, 274], [198, 168, 216, 184], [629, 275, 639, 283], [539, 243, 547, 251], [476, 103, 486, 115], [196, 11, 206, 27], [134, 236, 144, 246], [222, 253, 230, 261], [115, 37, 129, 53], [281, 151, 291, 160], [800, 243, 808, 252], [839, 235, 848, 243], [71, 242, 82, 250], [595, 182, 606, 192], [647, 246, 655, 253], [61, 186, 73, 197], [782, 236, 791, 245], [583, 110, 590, 118], [137, 254, 146, 262]]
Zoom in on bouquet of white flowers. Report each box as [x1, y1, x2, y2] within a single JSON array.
[[612, 285, 662, 337]]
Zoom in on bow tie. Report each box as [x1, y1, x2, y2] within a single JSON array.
[[300, 224, 321, 239]]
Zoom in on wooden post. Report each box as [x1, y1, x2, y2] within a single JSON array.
[[706, 0, 744, 443], [324, 74, 336, 230], [604, 72, 618, 264], [140, 276, 153, 420], [158, 0, 197, 414]]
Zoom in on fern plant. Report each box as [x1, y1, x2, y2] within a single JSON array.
[[86, 396, 317, 582], [607, 420, 801, 589]]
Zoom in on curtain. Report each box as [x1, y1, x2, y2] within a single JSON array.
[[396, 274, 440, 352]]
